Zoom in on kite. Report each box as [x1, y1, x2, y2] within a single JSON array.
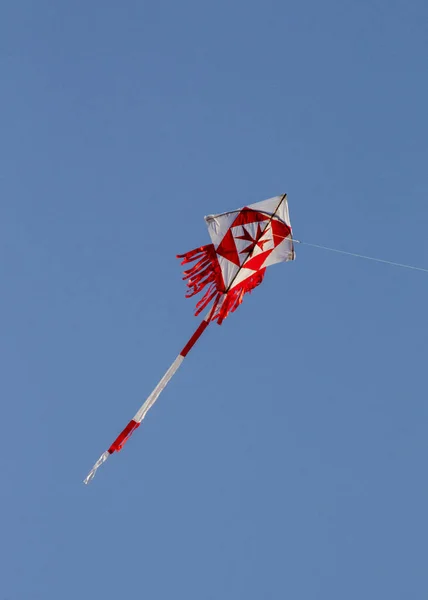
[[83, 190, 428, 484], [84, 194, 294, 483]]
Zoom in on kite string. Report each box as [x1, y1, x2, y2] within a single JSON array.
[[293, 239, 428, 273]]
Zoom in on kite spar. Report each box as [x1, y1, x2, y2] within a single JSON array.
[[84, 194, 295, 484]]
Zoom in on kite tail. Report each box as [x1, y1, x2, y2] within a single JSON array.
[[83, 420, 141, 484], [84, 313, 212, 484]]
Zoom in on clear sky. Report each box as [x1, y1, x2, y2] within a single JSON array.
[[2, 1, 428, 598]]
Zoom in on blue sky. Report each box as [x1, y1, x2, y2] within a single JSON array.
[[1, 1, 427, 598]]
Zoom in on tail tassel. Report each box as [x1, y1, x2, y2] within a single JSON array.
[[177, 246, 266, 324]]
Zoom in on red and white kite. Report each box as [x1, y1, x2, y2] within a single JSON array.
[[84, 194, 294, 483]]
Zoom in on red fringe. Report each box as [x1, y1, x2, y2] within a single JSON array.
[[177, 244, 224, 311], [214, 269, 266, 324], [177, 245, 266, 325]]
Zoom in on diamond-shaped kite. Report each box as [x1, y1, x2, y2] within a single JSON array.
[[84, 194, 294, 483]]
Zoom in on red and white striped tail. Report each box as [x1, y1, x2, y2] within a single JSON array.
[[83, 317, 210, 484]]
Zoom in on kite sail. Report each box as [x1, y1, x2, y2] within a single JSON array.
[[84, 194, 294, 484], [178, 193, 295, 323]]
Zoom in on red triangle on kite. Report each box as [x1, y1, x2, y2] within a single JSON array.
[[231, 208, 270, 227], [216, 228, 240, 266], [244, 249, 273, 271]]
